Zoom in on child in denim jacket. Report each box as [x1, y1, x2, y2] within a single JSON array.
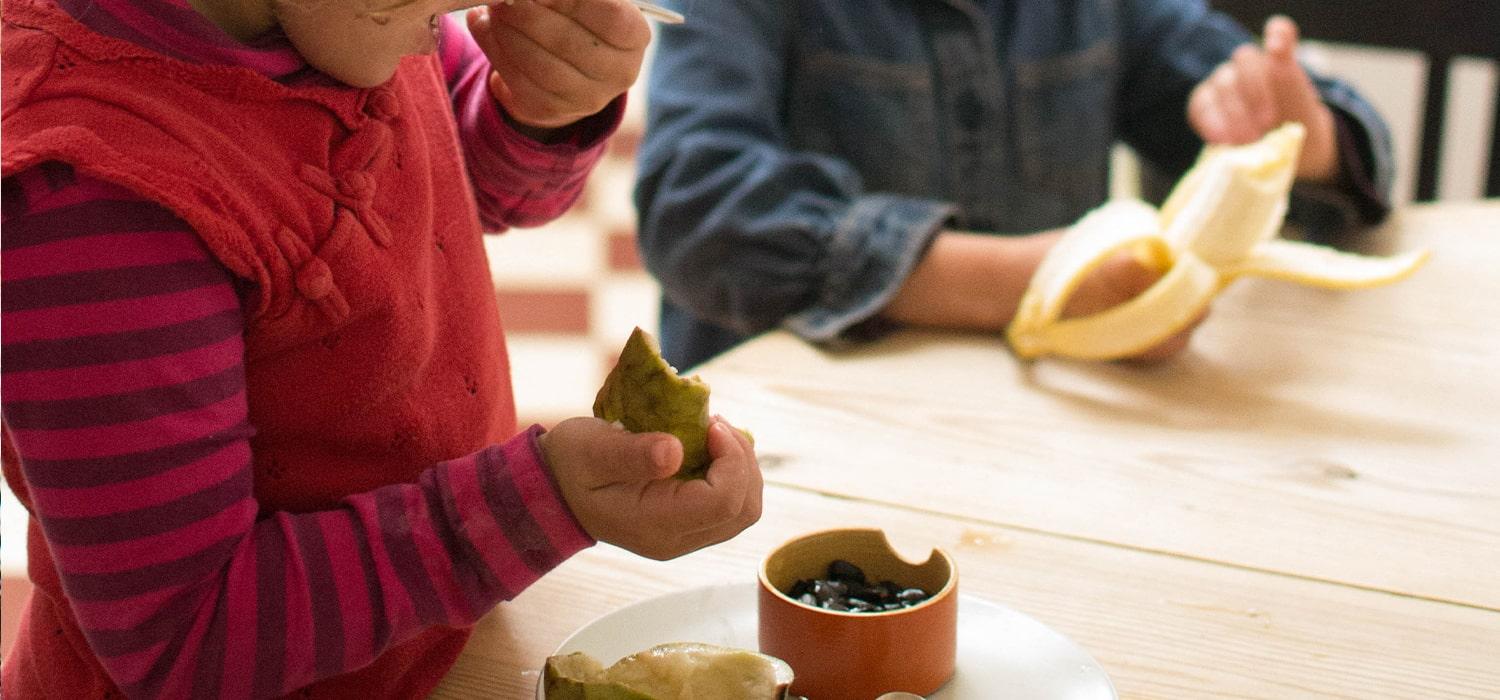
[[635, 0, 1392, 368]]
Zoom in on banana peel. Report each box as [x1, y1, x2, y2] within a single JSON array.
[[1006, 123, 1430, 361], [594, 327, 750, 479], [543, 643, 794, 700]]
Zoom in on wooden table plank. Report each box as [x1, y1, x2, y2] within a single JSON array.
[[690, 202, 1500, 610], [434, 485, 1500, 699]]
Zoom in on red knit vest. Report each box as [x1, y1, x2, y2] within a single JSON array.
[[2, 1, 517, 696]]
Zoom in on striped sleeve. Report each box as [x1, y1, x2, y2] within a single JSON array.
[[437, 15, 624, 230], [0, 165, 593, 699]]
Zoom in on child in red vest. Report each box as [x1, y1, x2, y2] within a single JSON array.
[[0, 0, 763, 697]]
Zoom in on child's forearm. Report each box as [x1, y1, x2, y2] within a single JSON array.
[[879, 229, 1062, 331]]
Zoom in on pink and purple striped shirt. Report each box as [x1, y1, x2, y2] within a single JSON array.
[[2, 3, 613, 697]]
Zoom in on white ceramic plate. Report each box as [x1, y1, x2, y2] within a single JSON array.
[[536, 583, 1116, 699]]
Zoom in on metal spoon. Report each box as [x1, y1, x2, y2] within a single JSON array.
[[631, 0, 684, 23]]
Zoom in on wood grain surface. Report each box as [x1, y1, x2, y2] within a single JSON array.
[[436, 201, 1500, 699]]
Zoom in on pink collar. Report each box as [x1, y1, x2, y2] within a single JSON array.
[[57, 0, 309, 80]]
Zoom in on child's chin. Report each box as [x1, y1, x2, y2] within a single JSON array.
[[321, 61, 400, 89]]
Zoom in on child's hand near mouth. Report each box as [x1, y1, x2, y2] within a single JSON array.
[[468, 0, 651, 138]]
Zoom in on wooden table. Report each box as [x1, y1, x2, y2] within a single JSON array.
[[435, 201, 1500, 699]]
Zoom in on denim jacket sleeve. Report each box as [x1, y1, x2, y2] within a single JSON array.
[[633, 0, 955, 345], [1115, 0, 1395, 226]]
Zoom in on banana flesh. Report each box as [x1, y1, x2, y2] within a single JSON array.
[[1006, 123, 1430, 361]]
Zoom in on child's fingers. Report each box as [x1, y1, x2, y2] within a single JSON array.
[[483, 2, 641, 100], [706, 419, 762, 522], [529, 0, 652, 52], [641, 445, 755, 532], [1188, 85, 1230, 144], [466, 6, 490, 48], [730, 423, 754, 455], [1199, 67, 1260, 144], [1261, 16, 1308, 92], [691, 431, 753, 522], [472, 15, 603, 126], [669, 504, 762, 554], [582, 421, 762, 559], [473, 5, 588, 85], [705, 419, 762, 527], [468, 8, 526, 82], [485, 71, 516, 109], [1256, 16, 1329, 145], [488, 60, 589, 126], [734, 431, 764, 529], [1229, 45, 1276, 131], [490, 0, 645, 60], [1263, 15, 1299, 61], [488, 0, 607, 80], [705, 416, 751, 459]]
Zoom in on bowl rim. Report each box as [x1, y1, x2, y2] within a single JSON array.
[[757, 527, 958, 617]]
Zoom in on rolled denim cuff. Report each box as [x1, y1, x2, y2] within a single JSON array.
[[1310, 75, 1395, 223], [785, 194, 955, 344]]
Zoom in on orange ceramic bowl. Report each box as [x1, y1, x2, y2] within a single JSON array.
[[758, 528, 957, 700]]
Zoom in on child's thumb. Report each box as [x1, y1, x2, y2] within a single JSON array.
[[646, 434, 683, 479], [544, 418, 681, 486], [612, 432, 682, 482]]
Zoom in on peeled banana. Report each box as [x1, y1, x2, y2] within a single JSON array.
[[1006, 123, 1430, 361]]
